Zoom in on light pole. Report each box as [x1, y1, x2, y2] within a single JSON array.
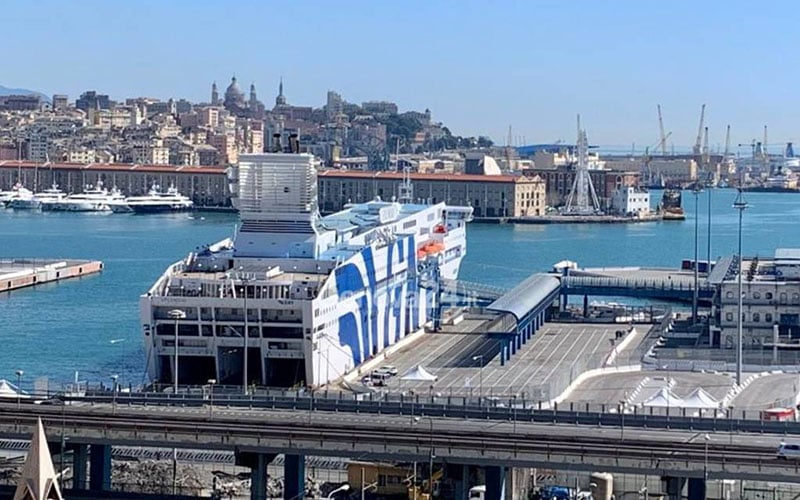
[[707, 181, 712, 270], [110, 374, 118, 414], [692, 183, 702, 324], [704, 433, 711, 485], [619, 400, 626, 440], [168, 309, 186, 393], [327, 484, 351, 499], [733, 188, 748, 386], [472, 355, 484, 401], [239, 273, 251, 395], [207, 379, 216, 417], [15, 370, 23, 409], [413, 416, 435, 497]]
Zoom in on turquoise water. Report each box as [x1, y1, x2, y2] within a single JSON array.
[[0, 189, 797, 386]]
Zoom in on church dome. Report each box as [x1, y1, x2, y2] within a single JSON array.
[[225, 76, 244, 101]]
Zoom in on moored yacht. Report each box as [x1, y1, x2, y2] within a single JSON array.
[[124, 185, 193, 214], [44, 183, 126, 212], [7, 184, 64, 210], [0, 184, 30, 207]]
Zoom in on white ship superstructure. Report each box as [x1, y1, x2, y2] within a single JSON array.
[[141, 141, 471, 388], [45, 183, 125, 212]]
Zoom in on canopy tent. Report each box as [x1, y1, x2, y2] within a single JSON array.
[[682, 388, 719, 409], [642, 387, 684, 407], [0, 379, 27, 399], [400, 365, 438, 382]]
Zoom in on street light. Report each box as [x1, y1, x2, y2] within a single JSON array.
[[619, 400, 626, 440], [413, 416, 435, 496], [207, 379, 216, 417], [327, 483, 351, 499], [168, 309, 187, 394], [733, 187, 748, 386], [238, 272, 252, 395], [472, 355, 484, 400], [703, 433, 711, 485], [692, 183, 702, 324], [110, 374, 118, 414], [15, 370, 23, 409]]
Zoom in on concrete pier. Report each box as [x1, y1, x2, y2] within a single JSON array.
[[0, 259, 103, 293]]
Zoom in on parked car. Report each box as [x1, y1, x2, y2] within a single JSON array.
[[777, 442, 800, 459]]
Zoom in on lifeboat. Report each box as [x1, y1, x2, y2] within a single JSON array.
[[416, 241, 446, 259]]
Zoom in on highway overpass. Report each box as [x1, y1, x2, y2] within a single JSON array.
[[1, 401, 799, 500]]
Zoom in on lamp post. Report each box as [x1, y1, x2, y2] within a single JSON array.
[[692, 183, 702, 324], [733, 188, 748, 386], [704, 433, 711, 485], [207, 379, 216, 417], [327, 484, 351, 499], [239, 273, 251, 395], [167, 309, 186, 393], [15, 370, 23, 409], [413, 416, 435, 497], [472, 355, 484, 401], [110, 374, 118, 414], [707, 180, 712, 270], [619, 400, 626, 440]]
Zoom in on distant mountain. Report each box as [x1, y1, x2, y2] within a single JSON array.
[[0, 85, 50, 103]]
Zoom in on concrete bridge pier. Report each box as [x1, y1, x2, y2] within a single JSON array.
[[235, 450, 277, 500], [486, 465, 506, 500], [687, 477, 706, 500], [69, 443, 89, 490], [283, 454, 306, 500], [89, 444, 112, 492], [662, 476, 686, 500]]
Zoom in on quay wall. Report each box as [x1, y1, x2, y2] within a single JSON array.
[[0, 259, 104, 292]]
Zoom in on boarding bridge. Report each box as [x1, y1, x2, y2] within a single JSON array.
[[483, 274, 561, 366]]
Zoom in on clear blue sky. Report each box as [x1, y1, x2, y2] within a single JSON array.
[[4, 0, 798, 152]]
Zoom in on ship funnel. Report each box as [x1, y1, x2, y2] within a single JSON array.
[[787, 142, 795, 158], [272, 133, 282, 153], [289, 134, 299, 154]]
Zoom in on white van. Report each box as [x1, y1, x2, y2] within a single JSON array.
[[777, 442, 800, 459], [469, 485, 486, 500]]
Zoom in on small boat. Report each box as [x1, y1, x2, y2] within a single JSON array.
[[124, 185, 194, 214], [659, 189, 685, 221]]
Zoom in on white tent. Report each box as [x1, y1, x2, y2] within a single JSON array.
[[400, 365, 438, 382], [682, 388, 719, 409], [642, 387, 684, 407], [0, 379, 27, 399]]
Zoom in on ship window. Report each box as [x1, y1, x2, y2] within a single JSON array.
[[766, 313, 773, 322], [753, 292, 761, 299], [726, 313, 733, 321], [725, 291, 733, 299], [753, 313, 760, 322], [283, 187, 290, 193], [766, 292, 773, 300]]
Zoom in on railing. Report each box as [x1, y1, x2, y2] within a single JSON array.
[[22, 387, 800, 436]]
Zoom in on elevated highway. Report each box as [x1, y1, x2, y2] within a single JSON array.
[[1, 401, 799, 497]]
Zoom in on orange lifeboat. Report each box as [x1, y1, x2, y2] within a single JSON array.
[[416, 241, 446, 259]]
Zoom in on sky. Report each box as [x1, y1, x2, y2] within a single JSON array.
[[4, 0, 799, 153]]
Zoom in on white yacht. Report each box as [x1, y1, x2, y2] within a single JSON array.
[[124, 185, 193, 214], [45, 183, 126, 212], [7, 184, 63, 210], [0, 184, 30, 207], [5, 185, 33, 209]]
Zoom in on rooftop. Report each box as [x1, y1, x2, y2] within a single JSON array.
[[319, 169, 541, 184]]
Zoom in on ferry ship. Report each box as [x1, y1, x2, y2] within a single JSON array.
[[140, 140, 472, 389]]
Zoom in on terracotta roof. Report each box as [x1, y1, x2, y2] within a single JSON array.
[[0, 160, 226, 174], [319, 169, 542, 184]]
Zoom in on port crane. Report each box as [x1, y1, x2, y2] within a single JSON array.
[[692, 104, 706, 156], [657, 104, 668, 156]]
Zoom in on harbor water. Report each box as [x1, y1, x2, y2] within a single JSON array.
[[1, 189, 798, 387]]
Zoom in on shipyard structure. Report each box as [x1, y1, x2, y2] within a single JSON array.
[[140, 143, 472, 388]]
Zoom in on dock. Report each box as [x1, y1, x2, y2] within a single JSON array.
[[0, 258, 103, 292], [508, 213, 663, 224]]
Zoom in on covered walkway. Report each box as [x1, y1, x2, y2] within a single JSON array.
[[485, 274, 560, 366]]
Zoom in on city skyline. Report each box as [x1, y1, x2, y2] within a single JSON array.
[[4, 0, 799, 151]]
